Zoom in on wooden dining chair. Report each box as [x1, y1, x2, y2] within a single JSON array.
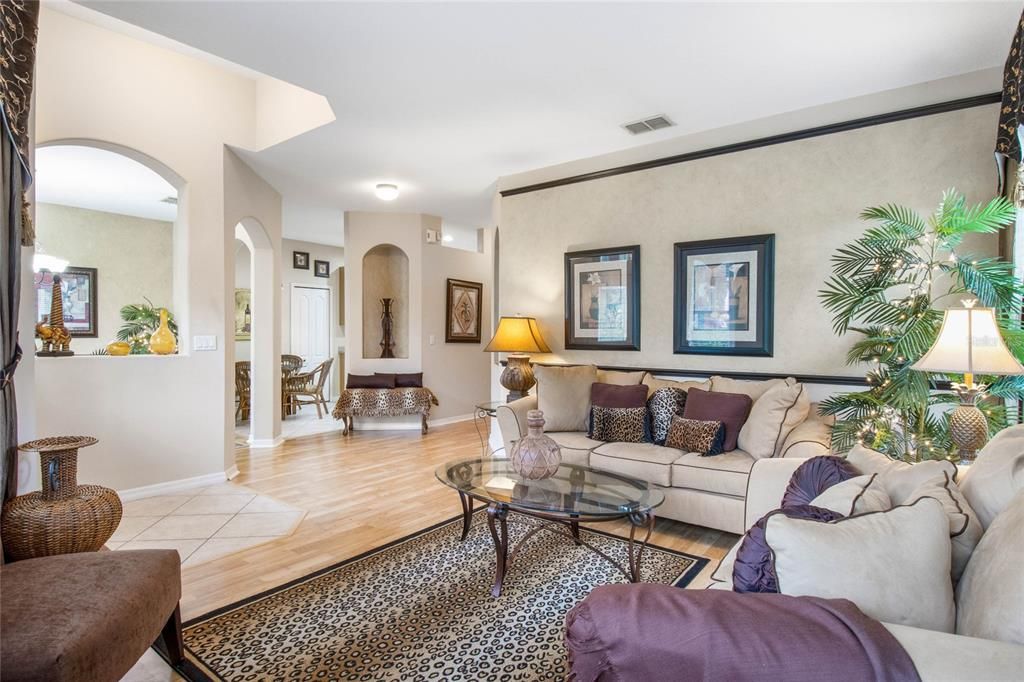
[[235, 361, 251, 421], [283, 358, 334, 419]]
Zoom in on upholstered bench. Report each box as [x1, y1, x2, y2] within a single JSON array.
[[332, 387, 439, 435]]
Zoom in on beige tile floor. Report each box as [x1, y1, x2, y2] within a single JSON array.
[[235, 409, 342, 442], [108, 482, 305, 567]]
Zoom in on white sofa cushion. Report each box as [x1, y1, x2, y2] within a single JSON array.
[[737, 383, 810, 459], [810, 474, 890, 516], [596, 369, 646, 385], [778, 405, 835, 458], [956, 488, 1024, 644], [710, 376, 792, 402], [590, 442, 684, 487], [905, 471, 983, 583], [959, 425, 1024, 530], [671, 451, 754, 497], [546, 432, 602, 466], [845, 445, 958, 504], [765, 497, 955, 633], [534, 364, 596, 432], [642, 374, 708, 396]]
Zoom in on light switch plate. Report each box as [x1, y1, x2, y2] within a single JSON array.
[[429, 334, 436, 345], [193, 335, 217, 351]]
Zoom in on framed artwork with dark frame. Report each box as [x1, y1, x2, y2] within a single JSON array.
[[445, 278, 483, 343], [673, 234, 774, 357], [34, 266, 98, 337], [293, 251, 310, 269], [314, 260, 330, 278], [564, 245, 640, 351]]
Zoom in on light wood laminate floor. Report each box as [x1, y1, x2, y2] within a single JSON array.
[[179, 420, 736, 621]]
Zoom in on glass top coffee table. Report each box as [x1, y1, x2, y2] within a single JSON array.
[[436, 458, 665, 597]]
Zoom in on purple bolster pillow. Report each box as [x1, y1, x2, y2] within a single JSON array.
[[781, 455, 859, 508], [733, 505, 846, 593]]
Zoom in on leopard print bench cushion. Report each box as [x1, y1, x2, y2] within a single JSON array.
[[590, 406, 651, 443], [665, 416, 725, 456]]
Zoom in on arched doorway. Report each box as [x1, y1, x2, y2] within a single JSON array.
[[234, 218, 281, 447]]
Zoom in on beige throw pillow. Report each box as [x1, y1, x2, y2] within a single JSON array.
[[845, 445, 959, 505], [765, 497, 955, 633], [736, 383, 810, 459], [534, 364, 597, 432], [810, 474, 891, 516], [596, 369, 646, 386], [905, 472, 983, 583], [959, 425, 1024, 530], [710, 376, 793, 402], [956, 488, 1024, 644]]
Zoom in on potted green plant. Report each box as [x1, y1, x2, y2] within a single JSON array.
[[117, 298, 179, 354], [819, 190, 1023, 461]]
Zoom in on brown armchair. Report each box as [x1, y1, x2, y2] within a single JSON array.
[[283, 358, 334, 419], [1, 549, 184, 681]]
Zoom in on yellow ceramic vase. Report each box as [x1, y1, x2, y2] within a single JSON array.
[[149, 309, 177, 355], [106, 341, 131, 356]]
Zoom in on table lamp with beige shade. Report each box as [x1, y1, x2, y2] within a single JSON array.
[[912, 300, 1024, 464], [484, 316, 551, 402]]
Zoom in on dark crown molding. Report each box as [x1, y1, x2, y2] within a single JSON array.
[[500, 92, 1001, 197]]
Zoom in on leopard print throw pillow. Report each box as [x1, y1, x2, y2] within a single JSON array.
[[646, 387, 687, 445], [590, 406, 650, 443], [665, 416, 725, 456]]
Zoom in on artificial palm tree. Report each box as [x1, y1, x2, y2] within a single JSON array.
[[117, 298, 178, 354], [819, 189, 1023, 462]]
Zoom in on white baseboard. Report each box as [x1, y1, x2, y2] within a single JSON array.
[[429, 413, 474, 427], [118, 471, 229, 501], [225, 464, 240, 480], [348, 413, 473, 431], [248, 435, 286, 448]]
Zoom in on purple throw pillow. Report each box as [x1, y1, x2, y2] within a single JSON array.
[[377, 372, 422, 388], [347, 373, 395, 389], [781, 456, 859, 508], [733, 505, 846, 593], [590, 382, 649, 408], [681, 388, 752, 452]]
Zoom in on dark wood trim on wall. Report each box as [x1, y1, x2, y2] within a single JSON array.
[[500, 92, 1001, 197], [501, 360, 954, 390]]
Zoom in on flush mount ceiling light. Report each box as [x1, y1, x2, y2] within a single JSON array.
[[375, 183, 399, 201]]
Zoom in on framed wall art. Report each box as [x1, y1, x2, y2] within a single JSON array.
[[34, 266, 98, 337], [564, 245, 640, 351], [293, 251, 310, 269], [234, 288, 252, 340], [445, 278, 483, 343], [314, 259, 330, 278], [673, 234, 774, 356]]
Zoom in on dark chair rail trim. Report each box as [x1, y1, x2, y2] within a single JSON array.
[[505, 360, 954, 390], [499, 93, 1001, 197]]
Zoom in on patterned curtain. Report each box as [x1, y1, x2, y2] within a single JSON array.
[[1, 1, 40, 507], [997, 9, 1024, 196]]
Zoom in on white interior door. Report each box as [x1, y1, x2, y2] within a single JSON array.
[[290, 285, 332, 397]]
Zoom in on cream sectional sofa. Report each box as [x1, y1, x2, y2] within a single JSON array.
[[495, 369, 833, 535]]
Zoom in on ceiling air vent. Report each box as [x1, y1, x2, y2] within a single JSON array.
[[622, 115, 675, 135], [159, 196, 178, 205]]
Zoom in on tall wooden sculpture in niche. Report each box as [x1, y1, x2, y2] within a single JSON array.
[[380, 297, 396, 358]]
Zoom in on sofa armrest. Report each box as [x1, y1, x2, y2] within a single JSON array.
[[743, 457, 807, 530], [883, 623, 1024, 681], [779, 406, 834, 458], [495, 395, 537, 455]]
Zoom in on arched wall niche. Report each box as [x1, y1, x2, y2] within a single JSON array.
[[361, 243, 410, 359]]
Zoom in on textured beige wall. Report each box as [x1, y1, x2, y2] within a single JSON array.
[[35, 203, 173, 354], [498, 104, 1001, 377], [362, 244, 411, 359]]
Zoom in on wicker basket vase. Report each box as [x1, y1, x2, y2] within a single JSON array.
[[1, 437, 123, 561]]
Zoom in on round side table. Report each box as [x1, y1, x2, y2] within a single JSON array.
[[1, 436, 123, 561]]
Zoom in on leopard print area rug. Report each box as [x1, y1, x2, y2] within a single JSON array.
[[179, 511, 709, 681]]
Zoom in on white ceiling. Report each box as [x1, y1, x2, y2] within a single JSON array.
[[78, 1, 1019, 234], [35, 144, 178, 221]]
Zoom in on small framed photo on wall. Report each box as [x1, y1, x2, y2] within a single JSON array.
[[564, 245, 640, 351], [314, 260, 330, 278], [445, 278, 483, 343], [34, 266, 98, 337], [293, 251, 310, 269], [673, 234, 774, 357]]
